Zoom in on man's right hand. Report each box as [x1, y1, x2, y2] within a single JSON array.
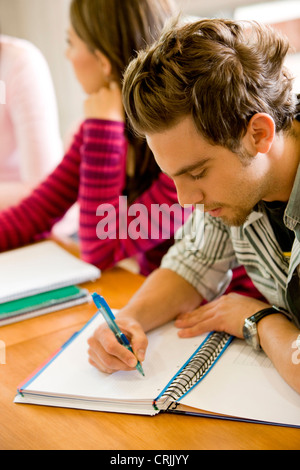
[[87, 316, 148, 374], [87, 268, 202, 374]]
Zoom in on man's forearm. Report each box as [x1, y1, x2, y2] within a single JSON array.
[[117, 268, 203, 332], [258, 314, 300, 394]]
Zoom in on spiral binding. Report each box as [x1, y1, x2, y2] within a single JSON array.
[[155, 331, 232, 411]]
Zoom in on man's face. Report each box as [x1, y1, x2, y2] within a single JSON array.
[[146, 116, 271, 227]]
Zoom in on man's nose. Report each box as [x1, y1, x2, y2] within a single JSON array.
[[175, 180, 204, 208]]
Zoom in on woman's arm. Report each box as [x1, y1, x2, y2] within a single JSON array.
[[79, 84, 188, 272], [0, 182, 32, 210], [79, 119, 186, 270], [0, 129, 82, 252]]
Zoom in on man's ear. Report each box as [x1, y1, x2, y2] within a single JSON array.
[[243, 113, 275, 154], [95, 50, 113, 81]]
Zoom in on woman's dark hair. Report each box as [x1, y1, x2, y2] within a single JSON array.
[[70, 0, 176, 202]]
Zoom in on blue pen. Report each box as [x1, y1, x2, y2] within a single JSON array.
[[92, 293, 145, 376]]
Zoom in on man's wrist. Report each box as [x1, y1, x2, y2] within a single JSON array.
[[257, 312, 290, 347], [243, 306, 289, 350]]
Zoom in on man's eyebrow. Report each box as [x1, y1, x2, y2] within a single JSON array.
[[165, 158, 211, 178]]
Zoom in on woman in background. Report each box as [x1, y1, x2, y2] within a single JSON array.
[[0, 34, 62, 209], [0, 0, 184, 276]]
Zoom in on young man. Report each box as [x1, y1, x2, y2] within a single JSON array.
[[87, 19, 300, 393]]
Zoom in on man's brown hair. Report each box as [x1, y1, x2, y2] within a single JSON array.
[[123, 18, 297, 153]]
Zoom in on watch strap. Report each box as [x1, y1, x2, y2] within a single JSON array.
[[248, 305, 284, 324]]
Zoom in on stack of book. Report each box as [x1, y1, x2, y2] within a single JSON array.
[[0, 241, 101, 326]]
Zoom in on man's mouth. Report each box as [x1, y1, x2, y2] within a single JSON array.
[[205, 207, 222, 217]]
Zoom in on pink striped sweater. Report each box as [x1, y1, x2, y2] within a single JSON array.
[[0, 119, 187, 275]]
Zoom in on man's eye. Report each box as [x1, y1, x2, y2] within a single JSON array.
[[191, 169, 207, 180]]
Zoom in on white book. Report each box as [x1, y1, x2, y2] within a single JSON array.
[[15, 313, 300, 427], [0, 241, 100, 303]]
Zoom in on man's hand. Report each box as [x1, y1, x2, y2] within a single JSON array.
[[87, 268, 202, 374], [87, 316, 148, 374], [175, 293, 270, 338]]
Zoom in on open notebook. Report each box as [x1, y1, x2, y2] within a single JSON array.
[[0, 241, 100, 304], [15, 313, 300, 427]]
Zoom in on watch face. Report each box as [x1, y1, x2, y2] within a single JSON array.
[[243, 319, 261, 351]]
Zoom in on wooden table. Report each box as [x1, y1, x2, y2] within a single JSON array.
[[0, 267, 299, 450]]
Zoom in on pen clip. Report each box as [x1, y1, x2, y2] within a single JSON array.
[[92, 293, 126, 342], [92, 293, 115, 320]]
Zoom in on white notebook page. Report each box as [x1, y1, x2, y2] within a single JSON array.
[[180, 338, 300, 426], [0, 241, 100, 303], [19, 315, 205, 408]]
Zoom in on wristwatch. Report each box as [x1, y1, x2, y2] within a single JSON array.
[[243, 305, 284, 351]]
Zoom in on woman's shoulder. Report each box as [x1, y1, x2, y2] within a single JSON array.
[[0, 35, 50, 78]]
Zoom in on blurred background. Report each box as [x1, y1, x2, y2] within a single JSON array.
[[0, 0, 299, 142]]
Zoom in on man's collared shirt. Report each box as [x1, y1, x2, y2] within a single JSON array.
[[161, 164, 300, 328]]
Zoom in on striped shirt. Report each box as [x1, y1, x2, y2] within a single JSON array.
[[162, 160, 300, 328], [0, 119, 186, 276]]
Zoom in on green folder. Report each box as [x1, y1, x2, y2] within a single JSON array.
[[0, 286, 89, 322]]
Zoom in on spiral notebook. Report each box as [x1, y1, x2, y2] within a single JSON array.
[[15, 313, 300, 427]]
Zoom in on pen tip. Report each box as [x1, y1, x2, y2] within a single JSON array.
[[137, 363, 145, 377]]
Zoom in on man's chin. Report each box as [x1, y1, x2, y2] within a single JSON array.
[[219, 212, 252, 227]]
